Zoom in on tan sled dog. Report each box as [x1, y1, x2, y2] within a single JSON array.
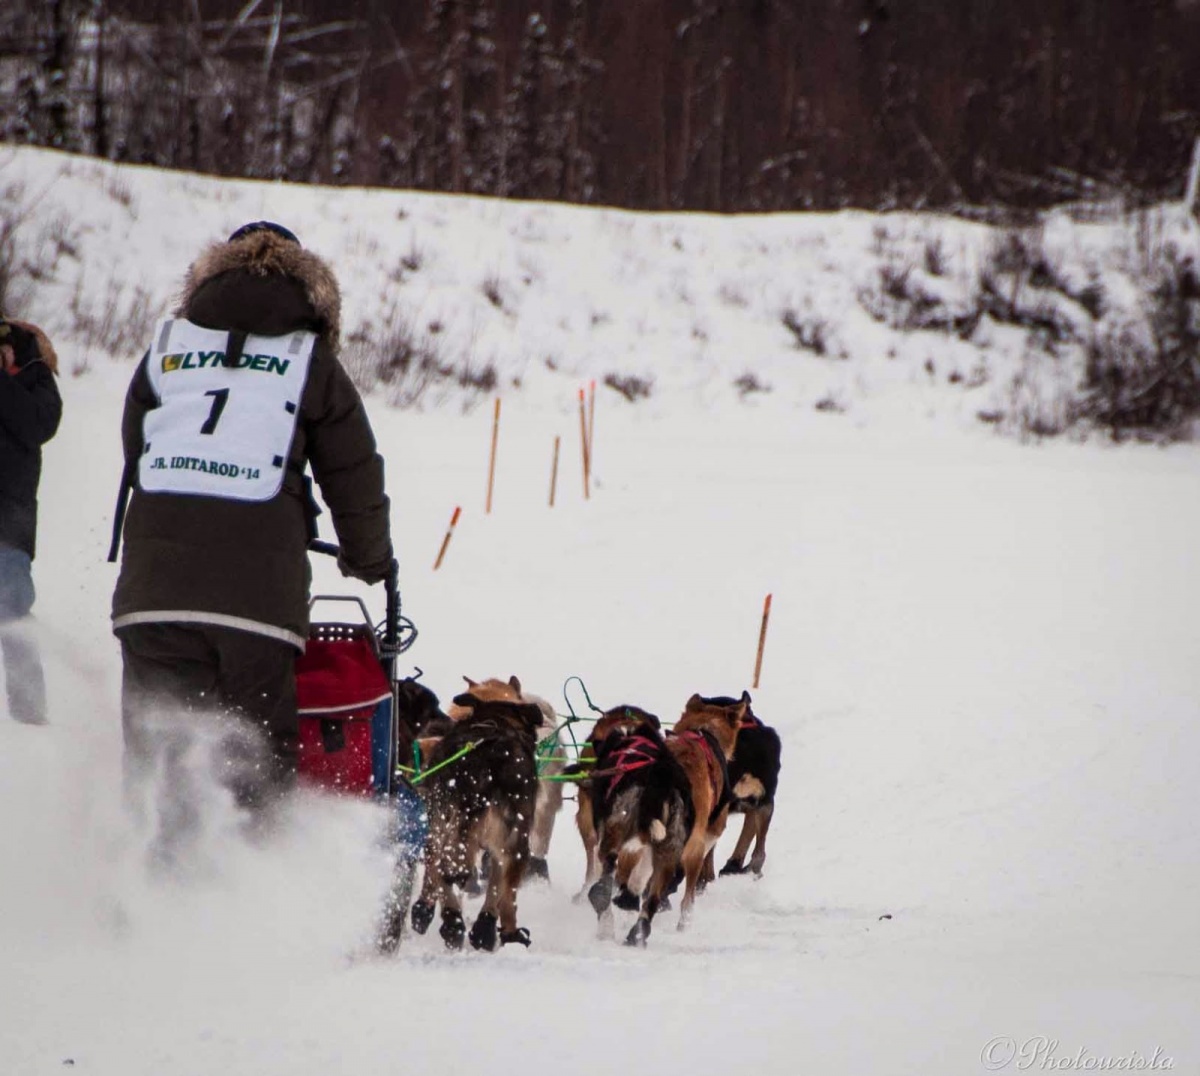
[[665, 691, 748, 928]]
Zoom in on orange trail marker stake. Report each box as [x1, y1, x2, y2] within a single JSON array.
[[587, 378, 596, 465], [578, 387, 590, 500], [485, 397, 501, 514], [549, 435, 561, 507], [433, 506, 462, 571], [752, 593, 773, 689]]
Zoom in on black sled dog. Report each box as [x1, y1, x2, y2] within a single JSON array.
[[446, 676, 564, 883], [712, 694, 782, 878], [409, 692, 544, 952]]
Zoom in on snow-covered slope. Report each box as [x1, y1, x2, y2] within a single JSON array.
[[4, 145, 1197, 433]]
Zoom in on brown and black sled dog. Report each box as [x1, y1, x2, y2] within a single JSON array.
[[714, 694, 782, 878], [570, 704, 662, 903], [409, 692, 544, 951], [584, 712, 693, 946]]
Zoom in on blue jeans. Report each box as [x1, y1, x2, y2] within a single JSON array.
[[0, 546, 47, 725]]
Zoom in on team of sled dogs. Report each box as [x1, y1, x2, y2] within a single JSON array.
[[391, 674, 782, 951]]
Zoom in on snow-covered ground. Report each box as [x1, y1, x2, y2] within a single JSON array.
[[1, 147, 1198, 1075]]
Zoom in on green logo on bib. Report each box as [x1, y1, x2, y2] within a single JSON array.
[[161, 351, 292, 375]]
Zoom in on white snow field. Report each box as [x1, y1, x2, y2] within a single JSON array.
[[0, 146, 1198, 1075]]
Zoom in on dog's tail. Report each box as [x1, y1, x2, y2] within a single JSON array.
[[639, 778, 684, 845], [619, 733, 689, 845]]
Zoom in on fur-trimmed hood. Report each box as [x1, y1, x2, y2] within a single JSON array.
[[5, 319, 59, 375], [174, 230, 341, 346]]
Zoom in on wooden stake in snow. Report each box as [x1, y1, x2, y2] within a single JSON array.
[[433, 506, 462, 571], [587, 378, 596, 465], [549, 435, 561, 507], [752, 593, 773, 690], [578, 387, 591, 500], [485, 397, 501, 514]]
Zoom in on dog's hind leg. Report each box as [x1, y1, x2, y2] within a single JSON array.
[[471, 825, 532, 951], [431, 816, 469, 950], [625, 849, 676, 947], [676, 831, 710, 931], [376, 853, 420, 954], [748, 802, 774, 876], [410, 822, 448, 935], [413, 799, 469, 936], [410, 882, 436, 934], [464, 835, 487, 896], [437, 833, 468, 949], [469, 862, 502, 952], [720, 811, 756, 876], [497, 845, 531, 948], [613, 843, 647, 911], [573, 790, 601, 904], [527, 778, 562, 883], [438, 896, 466, 950], [588, 854, 617, 940]]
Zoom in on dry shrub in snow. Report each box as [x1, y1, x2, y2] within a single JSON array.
[[603, 373, 653, 401], [481, 272, 506, 312], [0, 181, 37, 313], [1004, 351, 1073, 440], [1075, 253, 1200, 442], [859, 260, 981, 339], [734, 372, 770, 397], [69, 276, 157, 366], [780, 306, 830, 355], [344, 308, 497, 409], [0, 202, 22, 312]]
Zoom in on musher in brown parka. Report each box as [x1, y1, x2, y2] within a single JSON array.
[[110, 222, 394, 843]]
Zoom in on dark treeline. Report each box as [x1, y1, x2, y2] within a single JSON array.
[[3, 0, 1200, 213]]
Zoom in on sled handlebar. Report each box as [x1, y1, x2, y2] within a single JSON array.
[[307, 540, 412, 655]]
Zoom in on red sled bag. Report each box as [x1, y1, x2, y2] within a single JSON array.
[[296, 622, 395, 796]]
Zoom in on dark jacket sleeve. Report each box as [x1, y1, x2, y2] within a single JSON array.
[[304, 352, 394, 582], [121, 354, 156, 467], [0, 361, 62, 449]]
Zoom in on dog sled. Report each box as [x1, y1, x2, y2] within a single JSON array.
[[295, 540, 424, 951]]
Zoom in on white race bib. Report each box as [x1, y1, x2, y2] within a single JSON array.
[[139, 318, 315, 501]]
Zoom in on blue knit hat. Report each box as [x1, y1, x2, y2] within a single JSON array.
[[228, 221, 300, 245]]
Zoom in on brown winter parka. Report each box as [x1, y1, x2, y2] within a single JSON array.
[[111, 231, 393, 649]]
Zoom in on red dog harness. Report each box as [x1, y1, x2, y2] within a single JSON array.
[[600, 733, 663, 801], [672, 728, 727, 807]]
